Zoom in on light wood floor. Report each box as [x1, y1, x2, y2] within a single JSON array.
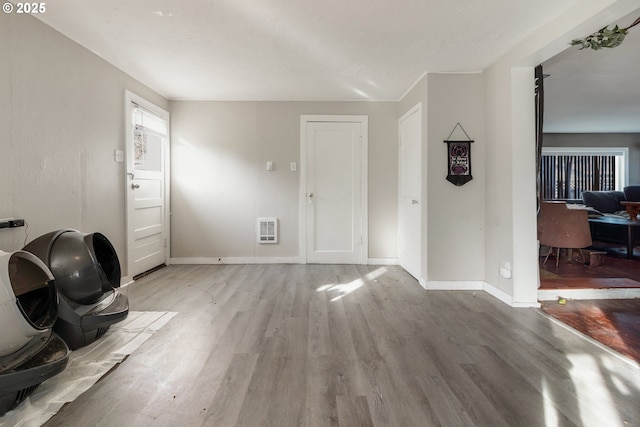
[[43, 264, 640, 426]]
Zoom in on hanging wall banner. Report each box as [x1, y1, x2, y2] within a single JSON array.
[[444, 123, 474, 186]]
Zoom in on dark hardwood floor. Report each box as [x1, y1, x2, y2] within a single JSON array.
[[539, 246, 640, 288], [41, 264, 640, 426], [539, 244, 640, 366], [541, 298, 640, 365]]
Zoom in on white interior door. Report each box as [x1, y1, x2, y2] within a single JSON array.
[[125, 92, 170, 278], [301, 117, 367, 264], [398, 104, 422, 281]]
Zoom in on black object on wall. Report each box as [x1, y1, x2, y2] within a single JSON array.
[[23, 229, 129, 350], [0, 219, 25, 229], [444, 122, 474, 186]]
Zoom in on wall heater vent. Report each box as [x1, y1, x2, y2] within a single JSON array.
[[257, 218, 278, 244]]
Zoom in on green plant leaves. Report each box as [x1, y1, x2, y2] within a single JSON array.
[[571, 25, 629, 50], [571, 24, 631, 50]]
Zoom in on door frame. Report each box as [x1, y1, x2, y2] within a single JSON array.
[[398, 103, 425, 286], [299, 115, 368, 264], [124, 90, 171, 278]]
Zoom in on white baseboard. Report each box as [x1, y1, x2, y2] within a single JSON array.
[[483, 282, 541, 308], [172, 257, 399, 266], [424, 281, 541, 308], [170, 257, 302, 265], [511, 301, 542, 308], [538, 287, 640, 301], [367, 258, 398, 265], [425, 280, 484, 291], [482, 281, 513, 305]]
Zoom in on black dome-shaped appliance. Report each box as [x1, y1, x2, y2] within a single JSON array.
[[23, 229, 129, 350]]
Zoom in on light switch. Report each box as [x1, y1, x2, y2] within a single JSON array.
[[114, 149, 124, 163], [290, 162, 297, 172], [266, 161, 274, 171]]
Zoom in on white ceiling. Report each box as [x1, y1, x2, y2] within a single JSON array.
[[35, 0, 580, 101], [543, 9, 640, 133]]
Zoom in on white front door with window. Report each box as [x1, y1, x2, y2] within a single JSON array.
[[300, 116, 368, 264], [125, 91, 170, 277]]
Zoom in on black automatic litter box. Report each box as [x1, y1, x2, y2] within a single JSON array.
[[24, 229, 129, 350], [0, 250, 70, 415]]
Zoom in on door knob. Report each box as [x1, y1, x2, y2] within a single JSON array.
[[411, 199, 419, 205], [131, 183, 140, 190]]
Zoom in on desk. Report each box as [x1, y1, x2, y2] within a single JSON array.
[[588, 216, 640, 259], [621, 201, 640, 219]]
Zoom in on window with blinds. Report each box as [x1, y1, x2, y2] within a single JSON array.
[[540, 147, 628, 200]]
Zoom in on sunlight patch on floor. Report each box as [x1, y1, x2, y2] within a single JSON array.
[[602, 357, 634, 396], [315, 267, 388, 301], [541, 377, 560, 427], [567, 353, 623, 426], [365, 267, 387, 281]]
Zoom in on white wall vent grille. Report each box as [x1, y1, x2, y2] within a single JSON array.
[[257, 217, 278, 244]]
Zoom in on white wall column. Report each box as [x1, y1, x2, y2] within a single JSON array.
[[510, 67, 540, 307]]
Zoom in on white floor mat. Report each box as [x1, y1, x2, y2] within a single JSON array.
[[0, 311, 177, 427]]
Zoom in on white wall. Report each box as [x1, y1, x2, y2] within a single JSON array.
[[0, 13, 168, 275], [0, 14, 11, 251], [398, 73, 486, 284], [483, 0, 638, 305], [395, 0, 637, 304], [426, 74, 486, 282], [170, 101, 398, 261]]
